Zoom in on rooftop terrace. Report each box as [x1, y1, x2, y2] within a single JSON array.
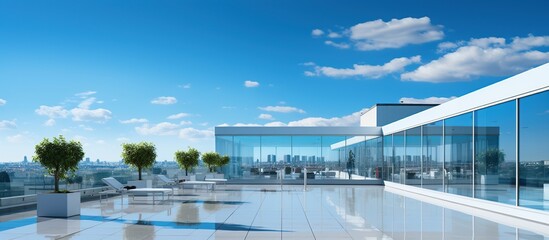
[[0, 185, 547, 239]]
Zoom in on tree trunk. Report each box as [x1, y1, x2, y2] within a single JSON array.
[[54, 170, 59, 192], [185, 168, 188, 176], [138, 167, 142, 180]]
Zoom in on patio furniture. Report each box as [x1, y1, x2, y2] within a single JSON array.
[[156, 175, 180, 189], [101, 177, 173, 204], [181, 180, 216, 191]]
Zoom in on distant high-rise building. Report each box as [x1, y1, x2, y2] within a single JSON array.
[[284, 155, 291, 163], [22, 156, 28, 163], [85, 157, 91, 163], [267, 154, 276, 163]]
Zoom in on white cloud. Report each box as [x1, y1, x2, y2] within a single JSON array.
[[179, 83, 191, 89], [151, 96, 177, 105], [324, 40, 350, 49], [179, 120, 192, 126], [233, 123, 262, 126], [179, 128, 214, 140], [96, 140, 105, 144], [258, 114, 274, 120], [0, 120, 16, 130], [44, 119, 56, 127], [264, 121, 286, 126], [71, 108, 112, 122], [116, 137, 130, 142], [200, 122, 209, 126], [135, 122, 180, 136], [350, 17, 443, 51], [311, 29, 324, 36], [226, 108, 367, 127], [259, 106, 306, 113], [244, 80, 260, 88], [75, 91, 96, 98], [437, 41, 460, 53], [402, 35, 549, 82], [399, 96, 457, 104], [328, 32, 342, 38], [287, 109, 365, 126], [316, 17, 443, 51], [0, 99, 6, 106], [222, 106, 236, 109], [35, 106, 69, 118], [167, 113, 190, 120], [120, 118, 148, 124], [6, 134, 24, 143], [307, 56, 421, 79], [78, 97, 96, 109]]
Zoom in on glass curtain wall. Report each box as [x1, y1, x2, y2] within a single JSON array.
[[444, 113, 473, 197], [261, 136, 291, 178], [519, 90, 549, 210], [422, 120, 444, 191], [474, 100, 516, 205], [383, 135, 393, 182], [232, 136, 260, 179], [405, 127, 422, 186], [393, 131, 405, 184], [292, 136, 322, 179]]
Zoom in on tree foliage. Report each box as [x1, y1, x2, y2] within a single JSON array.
[[202, 152, 219, 172], [33, 135, 84, 193], [476, 148, 505, 175], [175, 147, 200, 176], [217, 155, 230, 170], [121, 142, 157, 180]]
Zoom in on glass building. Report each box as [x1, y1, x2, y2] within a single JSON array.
[[216, 63, 549, 213]]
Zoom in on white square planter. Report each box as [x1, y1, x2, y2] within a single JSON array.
[[37, 192, 80, 217]]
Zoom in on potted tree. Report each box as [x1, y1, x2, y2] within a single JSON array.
[[476, 148, 505, 185], [122, 142, 156, 188], [175, 147, 200, 176], [34, 135, 84, 217], [202, 152, 219, 173], [214, 155, 230, 179]]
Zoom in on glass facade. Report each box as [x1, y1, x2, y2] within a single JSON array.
[[213, 88, 547, 212], [216, 136, 384, 181]]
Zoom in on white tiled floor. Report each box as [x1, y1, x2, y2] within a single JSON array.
[[0, 185, 547, 239]]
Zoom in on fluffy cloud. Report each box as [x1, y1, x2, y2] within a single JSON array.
[[179, 128, 214, 140], [71, 108, 112, 122], [179, 83, 191, 89], [167, 113, 190, 120], [179, 120, 192, 126], [399, 96, 457, 104], [0, 99, 6, 106], [75, 91, 96, 98], [151, 96, 177, 105], [135, 122, 180, 136], [402, 35, 549, 82], [224, 108, 366, 127], [311, 29, 324, 36], [44, 119, 56, 127], [120, 118, 148, 124], [116, 137, 130, 142], [324, 40, 350, 49], [306, 56, 421, 79], [316, 17, 443, 51], [259, 106, 306, 113], [244, 80, 260, 88], [0, 120, 16, 130], [35, 106, 69, 118], [258, 114, 274, 120]]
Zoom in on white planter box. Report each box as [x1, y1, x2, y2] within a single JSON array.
[[37, 192, 80, 217]]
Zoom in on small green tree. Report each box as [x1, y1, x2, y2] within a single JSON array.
[[121, 142, 156, 180], [346, 150, 355, 180], [202, 152, 220, 172], [175, 147, 200, 176], [476, 148, 505, 175], [33, 135, 85, 193], [215, 155, 230, 173]]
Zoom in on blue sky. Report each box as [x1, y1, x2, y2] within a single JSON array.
[[1, 0, 549, 162]]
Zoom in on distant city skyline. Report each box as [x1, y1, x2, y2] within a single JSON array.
[[1, 0, 549, 162]]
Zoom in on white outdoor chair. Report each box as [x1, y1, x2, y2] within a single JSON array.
[[101, 177, 173, 204]]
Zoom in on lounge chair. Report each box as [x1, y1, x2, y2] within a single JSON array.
[[156, 175, 182, 189], [205, 174, 228, 186], [101, 177, 173, 204]]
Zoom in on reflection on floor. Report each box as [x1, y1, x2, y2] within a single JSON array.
[[0, 185, 547, 240]]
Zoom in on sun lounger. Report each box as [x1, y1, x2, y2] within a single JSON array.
[[101, 177, 173, 204]]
